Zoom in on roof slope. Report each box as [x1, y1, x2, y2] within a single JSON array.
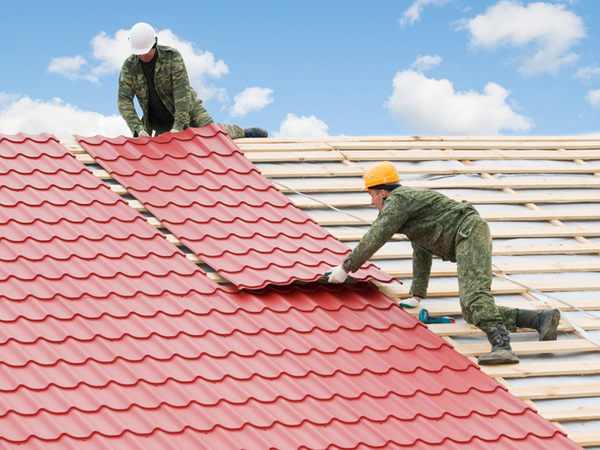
[[0, 131, 582, 449], [76, 124, 393, 289]]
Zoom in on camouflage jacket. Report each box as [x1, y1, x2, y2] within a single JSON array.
[[117, 45, 210, 136], [344, 186, 482, 298]]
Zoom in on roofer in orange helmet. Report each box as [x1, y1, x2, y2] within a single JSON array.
[[325, 161, 560, 366]]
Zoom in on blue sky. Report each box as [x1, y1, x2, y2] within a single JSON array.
[[2, 0, 600, 139]]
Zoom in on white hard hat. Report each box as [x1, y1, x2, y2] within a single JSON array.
[[129, 22, 157, 55]]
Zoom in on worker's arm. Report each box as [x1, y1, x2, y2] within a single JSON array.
[[117, 61, 146, 137], [409, 243, 432, 299], [169, 50, 192, 132], [344, 195, 408, 273]]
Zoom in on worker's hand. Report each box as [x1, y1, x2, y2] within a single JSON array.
[[138, 130, 150, 137], [169, 128, 180, 133], [399, 296, 421, 308], [324, 265, 348, 284]]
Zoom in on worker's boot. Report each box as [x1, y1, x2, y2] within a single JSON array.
[[516, 308, 561, 341], [243, 127, 268, 138], [477, 328, 519, 365]]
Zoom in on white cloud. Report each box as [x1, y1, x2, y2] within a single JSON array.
[[47, 55, 91, 81], [399, 0, 451, 27], [585, 89, 600, 108], [386, 70, 533, 135], [0, 93, 129, 140], [574, 66, 600, 83], [273, 113, 330, 138], [458, 1, 585, 75], [229, 87, 274, 117], [411, 55, 442, 72], [47, 27, 230, 101]]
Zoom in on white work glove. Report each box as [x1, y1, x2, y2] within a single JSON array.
[[399, 297, 421, 308], [169, 128, 180, 133], [325, 265, 348, 284], [138, 130, 150, 137]]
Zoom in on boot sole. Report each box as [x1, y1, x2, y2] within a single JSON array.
[[539, 309, 561, 341]]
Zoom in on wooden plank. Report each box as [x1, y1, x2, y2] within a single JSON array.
[[481, 359, 600, 378], [328, 140, 600, 150], [309, 208, 600, 226], [237, 141, 333, 152], [369, 243, 600, 260], [331, 225, 600, 241], [409, 299, 600, 317], [277, 177, 600, 193], [386, 260, 600, 278], [290, 192, 600, 208], [508, 382, 600, 400], [453, 339, 599, 357], [424, 319, 600, 337], [541, 406, 600, 422], [259, 164, 600, 178], [340, 149, 600, 159], [259, 165, 364, 178], [381, 278, 600, 298], [247, 151, 343, 163], [567, 430, 600, 447]]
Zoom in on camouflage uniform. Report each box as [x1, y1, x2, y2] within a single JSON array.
[[344, 186, 518, 334], [117, 45, 244, 138]]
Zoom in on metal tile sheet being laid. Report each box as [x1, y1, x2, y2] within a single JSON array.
[[76, 124, 394, 290]]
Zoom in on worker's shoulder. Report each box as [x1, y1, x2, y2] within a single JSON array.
[[157, 45, 182, 57]]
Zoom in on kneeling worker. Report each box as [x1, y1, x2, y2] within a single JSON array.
[[326, 161, 560, 365], [118, 22, 268, 139]]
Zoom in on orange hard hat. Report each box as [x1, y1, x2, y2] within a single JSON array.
[[363, 161, 401, 190]]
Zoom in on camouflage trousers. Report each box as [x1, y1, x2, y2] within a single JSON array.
[[456, 217, 518, 334], [152, 103, 245, 139]]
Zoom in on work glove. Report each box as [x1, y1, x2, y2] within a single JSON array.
[[138, 130, 150, 137], [170, 128, 180, 133], [324, 265, 348, 284], [399, 296, 421, 308]]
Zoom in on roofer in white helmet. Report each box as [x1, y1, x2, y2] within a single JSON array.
[[326, 161, 561, 366], [118, 22, 268, 139]]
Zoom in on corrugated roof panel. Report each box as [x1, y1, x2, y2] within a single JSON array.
[[76, 125, 394, 289], [0, 132, 580, 449]]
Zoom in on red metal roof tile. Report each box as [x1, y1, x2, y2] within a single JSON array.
[[76, 125, 394, 289], [0, 132, 580, 449]]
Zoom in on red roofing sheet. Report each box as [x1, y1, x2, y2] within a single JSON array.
[[0, 133, 580, 449], [76, 125, 395, 289]]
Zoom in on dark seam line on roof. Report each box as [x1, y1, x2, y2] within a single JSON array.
[[0, 299, 401, 326], [0, 321, 421, 346], [0, 344, 464, 368], [0, 386, 516, 422], [0, 365, 483, 395], [0, 410, 558, 446]]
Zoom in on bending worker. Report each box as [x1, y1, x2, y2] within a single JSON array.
[[118, 22, 267, 139], [326, 161, 561, 365]]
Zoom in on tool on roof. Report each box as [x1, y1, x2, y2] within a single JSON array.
[[419, 308, 455, 324]]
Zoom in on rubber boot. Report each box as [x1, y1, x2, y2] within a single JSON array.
[[477, 329, 519, 365], [243, 127, 268, 138], [517, 308, 561, 341]]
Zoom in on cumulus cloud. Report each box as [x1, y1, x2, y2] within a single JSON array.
[[458, 1, 585, 75], [273, 113, 330, 138], [229, 87, 274, 117], [399, 0, 451, 27], [386, 70, 533, 135], [411, 55, 442, 72], [47, 27, 230, 101], [47, 55, 91, 81], [585, 89, 600, 108], [574, 66, 600, 83], [0, 93, 129, 139]]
